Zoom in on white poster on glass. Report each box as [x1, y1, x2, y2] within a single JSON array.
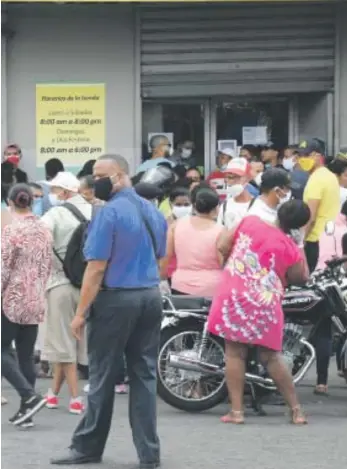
[[147, 132, 174, 151], [217, 140, 237, 155], [242, 126, 267, 145]]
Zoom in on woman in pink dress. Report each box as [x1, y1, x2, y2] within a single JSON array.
[[208, 200, 310, 425]]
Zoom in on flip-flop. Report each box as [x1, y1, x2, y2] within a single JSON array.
[[313, 386, 329, 396]]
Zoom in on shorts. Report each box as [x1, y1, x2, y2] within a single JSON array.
[[42, 283, 88, 365]]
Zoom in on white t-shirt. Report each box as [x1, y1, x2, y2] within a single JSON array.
[[247, 198, 278, 225], [217, 198, 252, 229], [41, 194, 92, 291]]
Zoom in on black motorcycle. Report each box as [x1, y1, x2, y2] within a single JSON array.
[[157, 256, 347, 413]]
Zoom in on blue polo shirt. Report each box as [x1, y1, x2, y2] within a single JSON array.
[[84, 188, 167, 289]]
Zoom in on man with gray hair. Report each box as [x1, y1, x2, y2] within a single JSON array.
[[51, 154, 167, 469]]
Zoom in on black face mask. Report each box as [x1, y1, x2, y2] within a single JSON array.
[[94, 177, 113, 202]]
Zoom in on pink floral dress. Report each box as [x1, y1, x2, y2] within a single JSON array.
[[207, 216, 303, 351]]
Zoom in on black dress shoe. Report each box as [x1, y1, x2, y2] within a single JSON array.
[[139, 461, 161, 469], [50, 449, 102, 465]]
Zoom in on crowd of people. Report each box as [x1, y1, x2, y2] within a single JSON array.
[[1, 137, 347, 466]]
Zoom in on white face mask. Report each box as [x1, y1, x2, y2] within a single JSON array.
[[277, 189, 292, 207], [282, 157, 295, 172], [340, 186, 347, 208], [254, 172, 263, 187], [49, 193, 63, 207], [172, 205, 192, 219], [227, 183, 245, 198], [181, 148, 192, 159]]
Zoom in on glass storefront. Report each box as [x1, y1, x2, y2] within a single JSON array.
[[142, 97, 290, 175]]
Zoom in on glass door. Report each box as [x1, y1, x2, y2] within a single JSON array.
[[142, 99, 209, 175]]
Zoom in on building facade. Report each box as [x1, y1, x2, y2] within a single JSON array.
[[1, 1, 347, 178]]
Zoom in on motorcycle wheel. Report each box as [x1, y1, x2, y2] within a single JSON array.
[[157, 322, 228, 412]]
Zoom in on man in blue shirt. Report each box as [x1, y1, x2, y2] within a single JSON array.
[[51, 154, 167, 469]]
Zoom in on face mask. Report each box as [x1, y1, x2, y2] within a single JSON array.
[[264, 162, 272, 170], [254, 172, 263, 187], [164, 146, 173, 158], [181, 148, 192, 159], [282, 157, 295, 172], [152, 199, 159, 207], [32, 198, 43, 216], [48, 193, 63, 207], [6, 155, 20, 166], [298, 157, 315, 172], [227, 184, 245, 198], [94, 176, 113, 202], [277, 190, 292, 207], [220, 164, 228, 171], [172, 205, 192, 219]]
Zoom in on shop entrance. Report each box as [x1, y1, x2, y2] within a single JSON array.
[[141, 97, 293, 177]]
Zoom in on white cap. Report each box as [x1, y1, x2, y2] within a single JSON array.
[[47, 171, 80, 192], [225, 157, 250, 176], [218, 147, 235, 158]]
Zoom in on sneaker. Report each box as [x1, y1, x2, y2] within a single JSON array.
[[19, 417, 35, 429], [115, 384, 128, 394], [69, 398, 84, 415], [46, 393, 59, 409], [83, 383, 90, 393], [12, 394, 46, 426], [9, 410, 35, 428]]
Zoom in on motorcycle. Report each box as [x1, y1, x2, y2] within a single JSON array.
[[157, 255, 347, 413]]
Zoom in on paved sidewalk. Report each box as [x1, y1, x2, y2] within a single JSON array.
[[1, 369, 346, 469]]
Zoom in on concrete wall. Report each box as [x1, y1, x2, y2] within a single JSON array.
[[336, 2, 347, 151], [4, 3, 139, 179]]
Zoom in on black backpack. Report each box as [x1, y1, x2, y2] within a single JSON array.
[[53, 203, 89, 288]]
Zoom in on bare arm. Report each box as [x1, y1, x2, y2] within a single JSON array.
[[304, 199, 320, 240], [217, 227, 235, 261], [286, 254, 309, 286], [75, 260, 107, 318], [159, 221, 176, 279]]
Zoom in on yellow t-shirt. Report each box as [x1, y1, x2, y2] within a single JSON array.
[[159, 198, 172, 218], [303, 167, 340, 242]]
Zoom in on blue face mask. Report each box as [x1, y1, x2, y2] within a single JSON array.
[[32, 198, 43, 217]]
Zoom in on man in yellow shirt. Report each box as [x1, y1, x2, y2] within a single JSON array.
[[299, 138, 340, 272]]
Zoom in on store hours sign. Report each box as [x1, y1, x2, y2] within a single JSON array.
[[36, 83, 105, 167]]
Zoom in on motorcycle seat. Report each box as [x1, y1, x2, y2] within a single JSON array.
[[326, 255, 347, 269], [163, 295, 212, 312]]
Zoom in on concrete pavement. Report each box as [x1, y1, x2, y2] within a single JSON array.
[[1, 369, 346, 469]]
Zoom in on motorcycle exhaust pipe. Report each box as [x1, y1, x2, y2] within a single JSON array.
[[168, 353, 224, 376], [168, 353, 277, 387]]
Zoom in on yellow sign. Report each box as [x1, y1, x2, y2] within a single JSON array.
[[36, 83, 105, 167]]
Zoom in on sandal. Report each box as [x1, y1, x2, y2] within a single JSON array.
[[313, 385, 329, 396], [220, 410, 245, 424], [290, 406, 307, 425]]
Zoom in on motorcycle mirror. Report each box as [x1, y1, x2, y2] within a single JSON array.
[[325, 221, 336, 236]]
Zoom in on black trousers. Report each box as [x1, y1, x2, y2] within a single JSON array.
[[304, 241, 319, 273], [1, 312, 38, 400], [71, 287, 162, 464], [304, 240, 331, 386]]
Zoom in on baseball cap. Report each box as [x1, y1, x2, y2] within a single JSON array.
[[218, 148, 235, 159], [47, 171, 80, 192], [261, 168, 297, 191], [225, 157, 250, 176], [297, 138, 326, 156]]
